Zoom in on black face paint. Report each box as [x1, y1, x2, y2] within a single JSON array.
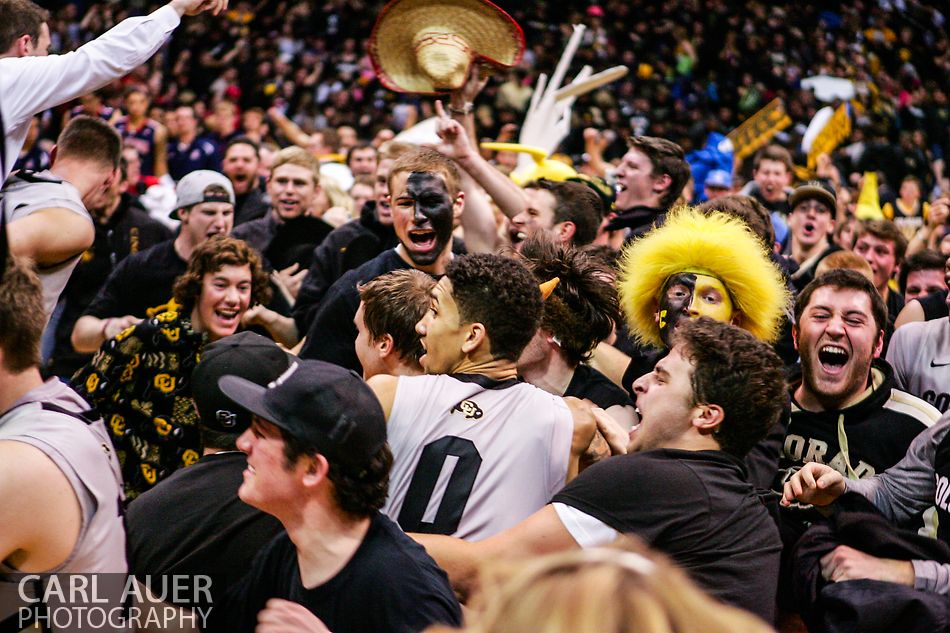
[[657, 272, 696, 346], [401, 172, 456, 266], [656, 272, 734, 347]]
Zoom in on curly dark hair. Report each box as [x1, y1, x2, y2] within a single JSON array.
[[671, 317, 786, 459], [172, 236, 271, 311], [445, 253, 542, 362], [280, 429, 392, 518], [520, 237, 620, 366]]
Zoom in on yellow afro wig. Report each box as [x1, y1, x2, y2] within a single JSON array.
[[618, 207, 790, 348]]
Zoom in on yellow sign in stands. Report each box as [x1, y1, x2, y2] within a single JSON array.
[[807, 102, 860, 170], [727, 99, 793, 161]]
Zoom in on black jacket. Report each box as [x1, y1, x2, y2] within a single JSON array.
[[233, 186, 269, 227], [603, 205, 666, 240], [793, 493, 950, 633], [293, 201, 397, 332]]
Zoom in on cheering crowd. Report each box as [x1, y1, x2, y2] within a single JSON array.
[[2, 0, 950, 631]]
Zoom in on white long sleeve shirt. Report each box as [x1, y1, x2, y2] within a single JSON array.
[[0, 5, 180, 182]]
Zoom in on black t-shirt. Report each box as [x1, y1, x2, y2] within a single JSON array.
[[553, 449, 781, 621], [83, 240, 185, 319], [233, 186, 269, 227], [921, 290, 949, 321], [299, 249, 414, 372], [886, 288, 905, 341], [233, 213, 335, 271], [49, 201, 173, 377], [564, 364, 634, 410], [206, 512, 462, 633], [126, 452, 283, 608]]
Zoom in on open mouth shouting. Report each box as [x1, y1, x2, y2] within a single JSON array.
[[508, 226, 527, 246], [816, 343, 849, 376], [407, 227, 438, 253], [798, 220, 819, 242], [213, 306, 241, 331]]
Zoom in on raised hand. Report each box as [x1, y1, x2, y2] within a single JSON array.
[[274, 263, 306, 301], [430, 100, 474, 162], [169, 0, 229, 17]]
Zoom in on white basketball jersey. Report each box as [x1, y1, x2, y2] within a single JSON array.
[[383, 373, 574, 541]]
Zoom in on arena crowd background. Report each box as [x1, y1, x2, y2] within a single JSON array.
[[29, 0, 950, 200]]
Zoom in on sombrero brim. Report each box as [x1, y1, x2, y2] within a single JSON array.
[[369, 0, 525, 95]]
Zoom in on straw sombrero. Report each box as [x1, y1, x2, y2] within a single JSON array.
[[369, 0, 525, 94]]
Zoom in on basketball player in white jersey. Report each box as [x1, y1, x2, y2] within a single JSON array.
[[368, 253, 600, 541]]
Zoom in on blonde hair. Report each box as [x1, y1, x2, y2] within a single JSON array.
[[270, 146, 321, 186], [814, 250, 874, 282], [446, 537, 774, 633], [618, 206, 789, 347], [321, 177, 352, 210]]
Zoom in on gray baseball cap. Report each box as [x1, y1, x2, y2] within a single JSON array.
[[172, 170, 235, 219]]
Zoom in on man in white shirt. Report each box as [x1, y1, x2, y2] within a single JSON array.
[[0, 0, 226, 183]]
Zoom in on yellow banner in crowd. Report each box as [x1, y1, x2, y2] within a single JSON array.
[[806, 102, 858, 170], [727, 99, 793, 161]]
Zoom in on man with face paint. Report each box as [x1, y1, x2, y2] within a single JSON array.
[[613, 208, 791, 488], [298, 148, 464, 373], [392, 171, 459, 267], [655, 272, 736, 346], [292, 143, 469, 335], [618, 208, 789, 380]]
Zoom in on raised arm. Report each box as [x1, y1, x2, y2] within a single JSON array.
[[152, 123, 169, 179], [267, 108, 315, 150], [3, 0, 225, 125], [429, 103, 501, 253], [429, 97, 529, 222]]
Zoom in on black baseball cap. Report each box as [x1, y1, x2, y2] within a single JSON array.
[[191, 332, 295, 434], [218, 360, 387, 467], [789, 181, 836, 214]]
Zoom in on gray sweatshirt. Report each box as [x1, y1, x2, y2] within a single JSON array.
[[847, 411, 950, 593]]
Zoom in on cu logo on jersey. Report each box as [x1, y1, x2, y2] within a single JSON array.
[[451, 400, 483, 420]]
